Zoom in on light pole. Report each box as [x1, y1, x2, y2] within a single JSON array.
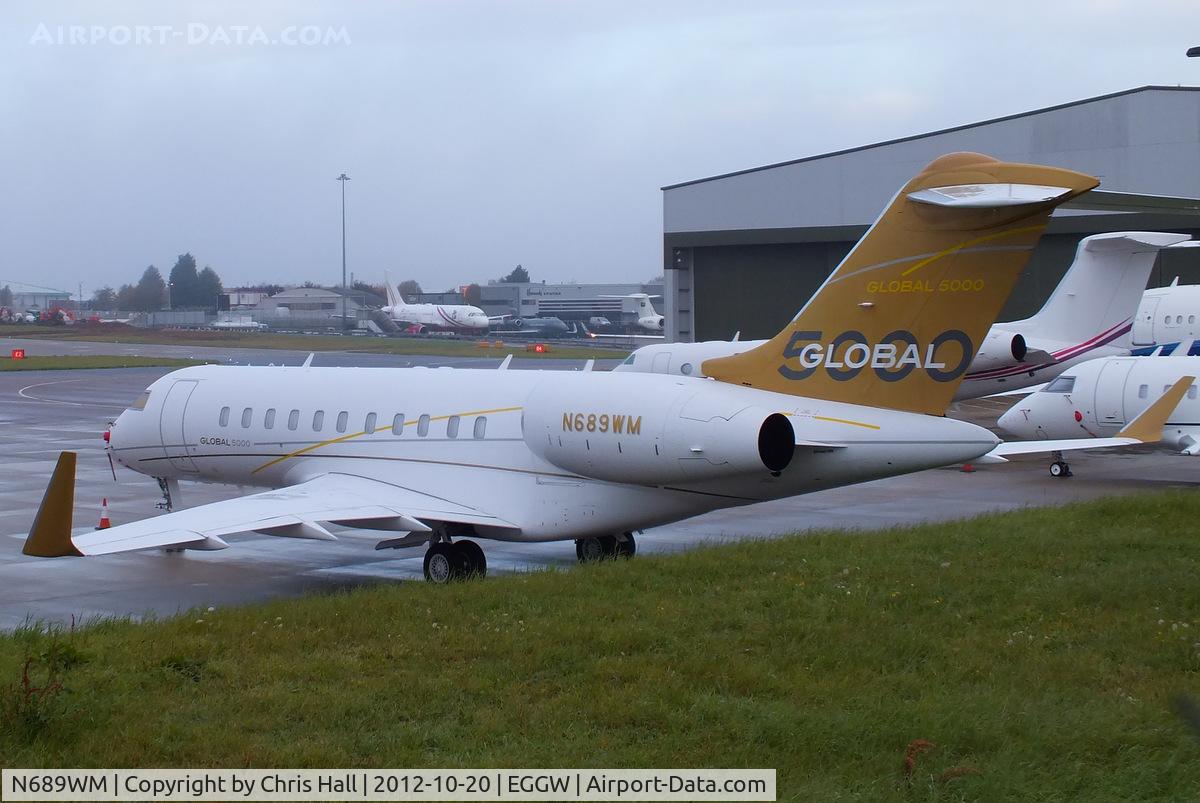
[[336, 172, 351, 331]]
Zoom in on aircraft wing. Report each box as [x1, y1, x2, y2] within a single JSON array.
[[26, 468, 519, 557], [983, 436, 1141, 461]]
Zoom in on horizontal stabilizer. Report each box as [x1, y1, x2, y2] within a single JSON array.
[[908, 183, 1075, 208]]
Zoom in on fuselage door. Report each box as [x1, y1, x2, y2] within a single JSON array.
[[1132, 297, 1160, 346], [1093, 360, 1135, 428], [651, 351, 671, 374], [158, 380, 199, 473]]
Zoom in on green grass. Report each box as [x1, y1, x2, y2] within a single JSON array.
[[0, 356, 209, 371], [3, 492, 1199, 799], [0, 325, 628, 360]]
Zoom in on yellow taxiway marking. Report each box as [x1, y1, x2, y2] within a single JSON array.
[[898, 224, 1044, 277], [250, 405, 524, 475], [812, 414, 881, 430]]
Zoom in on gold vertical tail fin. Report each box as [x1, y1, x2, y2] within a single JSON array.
[[23, 451, 82, 558], [701, 152, 1100, 415]]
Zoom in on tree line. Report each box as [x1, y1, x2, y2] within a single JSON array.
[[93, 253, 223, 312]]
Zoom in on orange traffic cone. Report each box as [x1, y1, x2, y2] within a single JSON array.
[[96, 498, 111, 530]]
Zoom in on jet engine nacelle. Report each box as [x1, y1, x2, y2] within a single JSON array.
[[970, 330, 1029, 371], [522, 383, 794, 485]]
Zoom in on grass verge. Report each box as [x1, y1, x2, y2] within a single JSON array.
[[0, 356, 209, 372], [0, 326, 627, 360], [3, 491, 1198, 798]]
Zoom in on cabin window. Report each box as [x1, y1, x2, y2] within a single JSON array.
[[219, 406, 230, 427], [1178, 315, 1185, 325], [241, 407, 253, 428], [365, 413, 377, 433], [313, 410, 324, 431], [336, 411, 348, 433], [447, 415, 460, 439], [1191, 316, 1196, 325], [130, 391, 151, 411], [264, 408, 276, 429], [680, 363, 693, 376], [417, 414, 430, 437], [1138, 384, 1148, 399], [1044, 376, 1075, 393], [288, 409, 299, 430], [1165, 315, 1172, 325], [1190, 386, 1198, 401], [473, 416, 487, 439], [392, 414, 405, 435]]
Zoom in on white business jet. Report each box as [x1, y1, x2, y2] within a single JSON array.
[[598, 293, 664, 333], [998, 354, 1200, 475], [25, 153, 1175, 582]]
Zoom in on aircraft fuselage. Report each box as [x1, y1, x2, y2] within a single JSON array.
[[110, 365, 997, 542]]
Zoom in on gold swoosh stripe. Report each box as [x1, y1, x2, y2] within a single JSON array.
[[898, 224, 1044, 277], [813, 415, 881, 430]]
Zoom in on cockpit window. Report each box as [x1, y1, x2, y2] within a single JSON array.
[[622, 354, 636, 365], [129, 391, 151, 411], [1045, 376, 1075, 393]]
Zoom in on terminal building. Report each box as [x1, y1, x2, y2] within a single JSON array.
[[662, 86, 1200, 342]]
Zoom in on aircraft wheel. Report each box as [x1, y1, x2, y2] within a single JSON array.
[[453, 540, 487, 578], [575, 535, 618, 562], [615, 532, 636, 559], [423, 543, 458, 584], [1049, 461, 1072, 478]]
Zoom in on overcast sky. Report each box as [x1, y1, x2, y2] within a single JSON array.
[[1, 0, 1198, 296]]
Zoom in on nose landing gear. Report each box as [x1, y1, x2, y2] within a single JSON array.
[[1048, 450, 1072, 478]]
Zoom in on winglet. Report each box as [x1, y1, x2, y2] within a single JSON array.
[[1118, 376, 1193, 442], [23, 451, 83, 557]]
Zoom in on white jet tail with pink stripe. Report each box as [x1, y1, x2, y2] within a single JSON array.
[[954, 231, 1189, 399]]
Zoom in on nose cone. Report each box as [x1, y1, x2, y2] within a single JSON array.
[[997, 403, 1035, 438]]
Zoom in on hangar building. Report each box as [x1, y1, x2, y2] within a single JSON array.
[[663, 86, 1200, 342]]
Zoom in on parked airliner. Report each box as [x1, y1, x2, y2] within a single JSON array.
[[26, 153, 1173, 583], [616, 232, 1189, 399], [381, 271, 494, 332]]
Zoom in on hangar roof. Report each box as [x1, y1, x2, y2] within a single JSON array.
[[664, 86, 1200, 237]]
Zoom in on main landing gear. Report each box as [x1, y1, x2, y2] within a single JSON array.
[[575, 532, 637, 562], [423, 539, 487, 584], [1048, 450, 1072, 479]]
